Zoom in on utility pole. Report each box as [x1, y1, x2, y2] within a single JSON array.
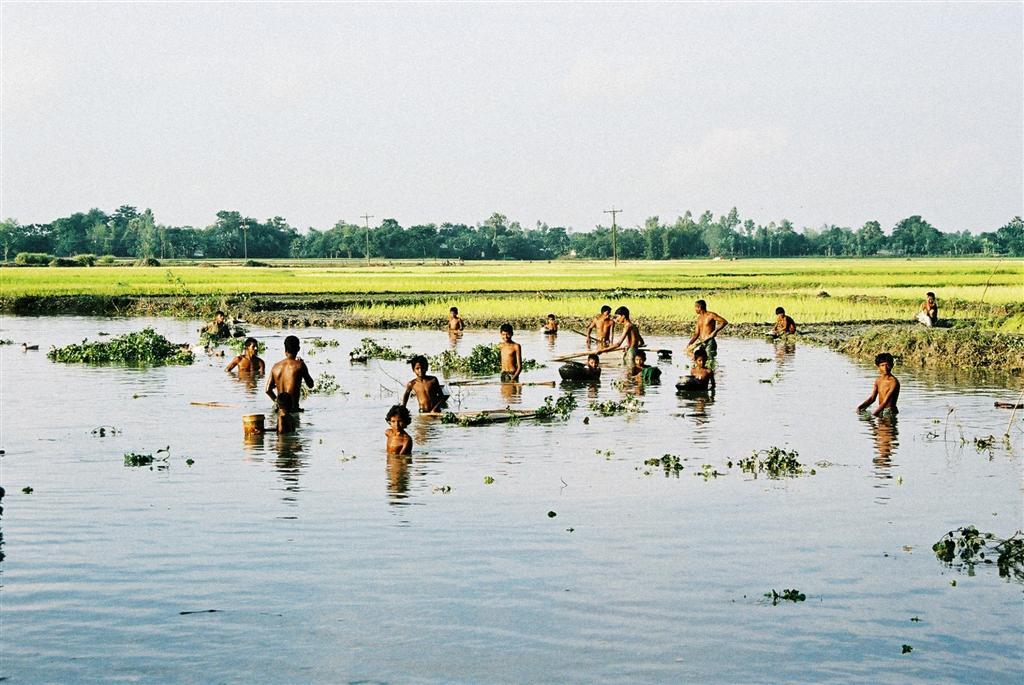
[[361, 214, 374, 266], [241, 222, 249, 261], [604, 206, 621, 267]]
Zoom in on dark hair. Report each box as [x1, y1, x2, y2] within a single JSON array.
[[614, 306, 629, 318], [600, 305, 612, 314], [695, 299, 707, 310], [635, 350, 646, 361], [215, 310, 225, 317], [409, 354, 428, 371], [386, 404, 411, 424], [775, 307, 786, 315], [244, 337, 258, 349], [587, 353, 600, 364], [499, 323, 514, 335], [284, 335, 300, 354], [693, 348, 708, 361], [547, 313, 556, 319], [450, 307, 459, 314], [926, 291, 935, 298], [874, 352, 895, 366]]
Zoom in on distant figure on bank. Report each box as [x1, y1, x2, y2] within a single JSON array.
[[448, 307, 465, 331], [226, 337, 265, 374], [857, 352, 900, 417], [543, 314, 559, 335], [600, 306, 645, 366], [772, 307, 797, 336], [499, 323, 523, 381], [585, 305, 614, 347], [687, 299, 728, 359], [266, 335, 315, 413], [630, 350, 662, 383], [206, 310, 232, 338], [385, 405, 413, 456], [916, 292, 938, 327], [402, 355, 447, 413]]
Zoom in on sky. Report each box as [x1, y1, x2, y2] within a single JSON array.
[[2, 1, 1021, 234]]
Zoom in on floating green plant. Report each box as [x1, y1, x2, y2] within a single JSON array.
[[428, 344, 541, 375], [49, 328, 194, 365], [737, 447, 806, 479], [765, 588, 806, 605], [932, 526, 1024, 582], [588, 395, 644, 416], [643, 454, 683, 477]]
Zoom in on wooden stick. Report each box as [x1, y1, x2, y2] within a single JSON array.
[[1003, 386, 1024, 436], [448, 380, 556, 387], [190, 401, 239, 408]]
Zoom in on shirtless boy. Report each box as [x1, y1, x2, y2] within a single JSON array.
[[265, 335, 315, 412], [544, 314, 559, 334], [600, 306, 645, 367], [687, 299, 728, 358], [916, 292, 938, 327], [585, 305, 615, 347], [772, 307, 797, 336], [689, 348, 715, 390], [499, 323, 522, 381], [385, 405, 413, 456], [206, 310, 232, 338], [226, 337, 265, 374], [401, 355, 447, 412], [857, 352, 900, 416], [448, 307, 465, 331], [630, 350, 662, 383]]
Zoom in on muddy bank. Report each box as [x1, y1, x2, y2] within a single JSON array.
[[836, 324, 1024, 373]]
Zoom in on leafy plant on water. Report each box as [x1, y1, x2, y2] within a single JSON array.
[[224, 337, 266, 355], [642, 454, 683, 477], [48, 328, 194, 365], [0, 339, 13, 345], [695, 463, 726, 480], [307, 337, 339, 348], [588, 395, 644, 416], [123, 446, 170, 469], [91, 426, 121, 437], [301, 372, 341, 397], [737, 446, 806, 479], [428, 344, 542, 375], [932, 526, 1024, 582], [764, 588, 806, 605], [533, 395, 577, 421], [595, 449, 615, 460], [349, 337, 408, 361]]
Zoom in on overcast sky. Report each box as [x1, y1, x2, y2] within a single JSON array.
[[2, 2, 1021, 234]]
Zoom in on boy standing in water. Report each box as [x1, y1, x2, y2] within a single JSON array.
[[448, 307, 465, 331], [402, 355, 447, 412], [585, 305, 615, 346], [226, 337, 265, 374], [498, 323, 522, 381], [266, 335, 315, 412], [385, 405, 413, 455], [600, 306, 645, 367], [858, 352, 900, 416], [544, 314, 559, 334], [687, 299, 728, 359]]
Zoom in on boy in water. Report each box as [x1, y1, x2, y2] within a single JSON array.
[[772, 307, 797, 336], [206, 310, 232, 338], [689, 347, 715, 390], [916, 292, 938, 327], [858, 352, 900, 416], [543, 314, 559, 334], [585, 305, 614, 347], [630, 350, 662, 383], [586, 353, 601, 377], [401, 355, 447, 412], [385, 405, 413, 455], [266, 335, 315, 412], [448, 307, 465, 331], [600, 306, 645, 367], [498, 323, 523, 381], [687, 299, 728, 359], [226, 337, 265, 374], [276, 391, 297, 434]]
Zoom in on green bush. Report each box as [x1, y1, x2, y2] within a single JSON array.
[[135, 257, 161, 267], [49, 257, 78, 267], [96, 255, 119, 265], [47, 327, 194, 365], [72, 254, 97, 266], [14, 252, 54, 266]]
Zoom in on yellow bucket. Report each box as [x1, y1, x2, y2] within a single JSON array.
[[242, 413, 265, 435]]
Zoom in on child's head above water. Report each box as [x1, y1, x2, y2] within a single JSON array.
[[386, 404, 411, 428], [586, 353, 600, 368], [450, 307, 459, 316], [775, 307, 786, 316], [874, 352, 895, 369], [634, 350, 647, 366], [692, 348, 708, 366], [409, 354, 429, 374], [243, 337, 259, 353]]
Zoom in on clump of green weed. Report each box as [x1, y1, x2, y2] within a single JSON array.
[[534, 395, 577, 420], [48, 328, 194, 365], [765, 588, 806, 605], [933, 526, 1024, 582], [737, 446, 806, 478], [350, 337, 408, 361], [589, 395, 644, 416], [307, 337, 340, 348], [428, 344, 541, 375], [302, 372, 340, 397], [642, 454, 683, 477]]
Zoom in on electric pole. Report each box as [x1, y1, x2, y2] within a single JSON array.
[[361, 214, 374, 266], [604, 207, 621, 267]]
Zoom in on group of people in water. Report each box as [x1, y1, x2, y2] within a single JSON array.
[[217, 290, 938, 457]]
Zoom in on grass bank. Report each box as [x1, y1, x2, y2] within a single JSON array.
[[837, 325, 1024, 373]]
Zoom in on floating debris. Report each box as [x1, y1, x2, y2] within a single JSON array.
[[932, 526, 1024, 582], [737, 447, 806, 479], [483, 476, 495, 485], [765, 588, 806, 605], [428, 344, 541, 375], [642, 454, 683, 477], [588, 395, 644, 416]]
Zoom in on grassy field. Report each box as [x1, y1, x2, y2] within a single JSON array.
[[2, 258, 1020, 325]]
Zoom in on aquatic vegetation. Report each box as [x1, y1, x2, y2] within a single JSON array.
[[48, 328, 194, 365], [224, 336, 265, 355], [588, 395, 644, 416], [22, 486, 34, 494], [902, 645, 913, 654], [483, 476, 495, 485], [973, 435, 996, 451], [0, 339, 13, 345], [533, 395, 578, 421], [595, 449, 615, 460], [547, 511, 557, 518], [764, 588, 806, 605], [932, 526, 1024, 582], [642, 454, 683, 477], [349, 337, 408, 361], [428, 344, 541, 376], [307, 337, 340, 348], [695, 463, 726, 480], [432, 485, 452, 494], [301, 372, 340, 397], [185, 458, 195, 467], [737, 447, 806, 478], [91, 426, 121, 437]]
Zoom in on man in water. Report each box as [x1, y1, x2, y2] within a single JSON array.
[[226, 337, 265, 374], [206, 310, 232, 338], [266, 335, 315, 413], [686, 299, 728, 359], [585, 305, 615, 347], [916, 292, 938, 327], [857, 352, 900, 417]]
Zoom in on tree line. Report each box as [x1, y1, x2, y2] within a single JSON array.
[[1, 207, 1021, 262]]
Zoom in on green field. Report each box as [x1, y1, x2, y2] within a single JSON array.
[[2, 258, 1021, 327]]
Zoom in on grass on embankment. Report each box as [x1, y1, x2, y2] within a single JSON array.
[[838, 324, 1024, 373]]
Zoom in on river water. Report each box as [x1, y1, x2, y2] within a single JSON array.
[[1, 316, 1021, 684]]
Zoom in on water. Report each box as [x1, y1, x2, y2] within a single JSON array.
[[1, 316, 1021, 683]]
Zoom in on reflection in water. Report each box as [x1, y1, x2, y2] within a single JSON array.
[[774, 340, 796, 372], [544, 332, 558, 351], [273, 432, 308, 503], [447, 331, 463, 349], [861, 414, 899, 504], [500, 381, 522, 405], [230, 368, 262, 393], [387, 454, 411, 504], [678, 390, 715, 427]]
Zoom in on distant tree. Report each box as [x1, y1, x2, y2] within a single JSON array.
[[856, 220, 885, 255], [0, 218, 23, 262]]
